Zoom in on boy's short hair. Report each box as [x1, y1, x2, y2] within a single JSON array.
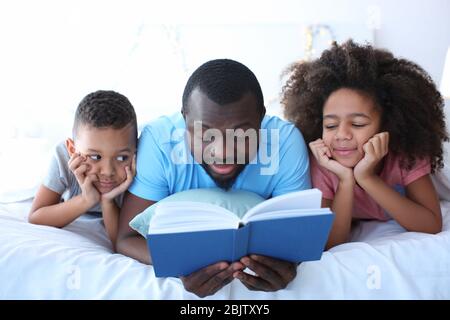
[[73, 90, 137, 140], [181, 59, 265, 115]]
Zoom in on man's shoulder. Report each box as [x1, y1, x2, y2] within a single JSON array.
[[261, 114, 298, 137], [140, 112, 185, 143]]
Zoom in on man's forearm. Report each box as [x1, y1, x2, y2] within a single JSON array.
[[116, 235, 152, 264]]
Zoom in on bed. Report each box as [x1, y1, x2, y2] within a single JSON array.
[[1, 196, 449, 299]]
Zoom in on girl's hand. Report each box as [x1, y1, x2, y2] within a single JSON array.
[[354, 132, 389, 185], [102, 154, 136, 202], [309, 139, 353, 182], [68, 153, 101, 207]]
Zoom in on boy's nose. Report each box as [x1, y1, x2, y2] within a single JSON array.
[[99, 160, 115, 176]]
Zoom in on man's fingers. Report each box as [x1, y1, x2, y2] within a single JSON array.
[[181, 262, 237, 298], [181, 262, 229, 289], [240, 256, 284, 288], [234, 270, 272, 291]]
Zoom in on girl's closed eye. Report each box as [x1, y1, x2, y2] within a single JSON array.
[[352, 123, 367, 128]]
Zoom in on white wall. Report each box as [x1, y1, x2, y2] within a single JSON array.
[[0, 0, 448, 139], [119, 0, 449, 84]]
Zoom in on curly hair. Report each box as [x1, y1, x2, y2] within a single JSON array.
[[282, 40, 448, 172], [73, 90, 137, 140]]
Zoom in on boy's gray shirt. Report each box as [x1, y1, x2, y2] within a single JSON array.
[[43, 141, 122, 213]]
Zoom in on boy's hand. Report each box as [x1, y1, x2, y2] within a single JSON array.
[[102, 155, 136, 202], [180, 261, 244, 298], [309, 139, 353, 182], [354, 132, 389, 185], [68, 153, 100, 207], [234, 255, 297, 291]]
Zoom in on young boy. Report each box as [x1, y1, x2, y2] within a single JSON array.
[[29, 90, 137, 248]]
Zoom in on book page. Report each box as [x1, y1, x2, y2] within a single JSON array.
[[247, 207, 332, 222], [148, 201, 240, 234], [243, 188, 322, 222]]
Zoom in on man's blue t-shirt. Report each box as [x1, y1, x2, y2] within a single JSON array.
[[128, 112, 311, 201]]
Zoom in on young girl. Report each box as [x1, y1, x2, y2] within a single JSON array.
[[282, 40, 448, 249]]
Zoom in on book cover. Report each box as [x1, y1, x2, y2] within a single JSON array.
[[147, 189, 334, 277]]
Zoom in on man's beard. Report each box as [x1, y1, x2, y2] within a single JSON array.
[[201, 163, 245, 190]]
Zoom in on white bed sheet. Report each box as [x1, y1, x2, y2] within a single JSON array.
[[0, 199, 449, 299]]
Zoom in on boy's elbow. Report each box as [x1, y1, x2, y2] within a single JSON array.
[[28, 211, 38, 224]]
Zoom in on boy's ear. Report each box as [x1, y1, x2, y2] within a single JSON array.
[[65, 138, 77, 157]]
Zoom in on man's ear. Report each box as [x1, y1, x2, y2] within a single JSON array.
[[65, 138, 77, 157]]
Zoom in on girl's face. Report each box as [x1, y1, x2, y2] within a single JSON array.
[[322, 88, 382, 168]]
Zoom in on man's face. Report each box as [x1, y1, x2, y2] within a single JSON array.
[[184, 89, 264, 189]]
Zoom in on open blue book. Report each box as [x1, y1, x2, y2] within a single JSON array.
[[147, 188, 334, 277]]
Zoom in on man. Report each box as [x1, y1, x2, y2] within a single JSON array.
[[116, 59, 311, 297]]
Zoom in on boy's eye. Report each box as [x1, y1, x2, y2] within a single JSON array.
[[89, 155, 101, 161], [116, 155, 129, 162], [324, 125, 337, 129], [352, 124, 367, 128]]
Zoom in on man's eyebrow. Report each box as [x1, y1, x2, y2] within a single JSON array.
[[323, 113, 371, 119]]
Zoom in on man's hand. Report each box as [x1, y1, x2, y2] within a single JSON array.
[[309, 139, 353, 182], [68, 153, 100, 207], [180, 261, 244, 298], [233, 255, 297, 291], [102, 155, 136, 201], [354, 132, 389, 185]]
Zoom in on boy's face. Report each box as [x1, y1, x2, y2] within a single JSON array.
[[66, 124, 136, 194], [322, 88, 382, 168]]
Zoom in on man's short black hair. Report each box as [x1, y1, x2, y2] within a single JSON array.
[[73, 90, 137, 139], [182, 59, 265, 114]]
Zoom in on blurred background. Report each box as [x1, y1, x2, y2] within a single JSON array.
[[0, 0, 449, 200]]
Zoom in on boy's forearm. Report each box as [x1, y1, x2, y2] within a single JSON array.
[[327, 179, 355, 249], [359, 176, 441, 233], [101, 199, 119, 248], [29, 195, 94, 228]]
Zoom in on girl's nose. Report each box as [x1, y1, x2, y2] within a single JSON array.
[[335, 125, 352, 140]]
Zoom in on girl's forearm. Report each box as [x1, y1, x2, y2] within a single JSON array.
[[29, 195, 93, 227], [359, 177, 441, 233], [327, 179, 355, 249]]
